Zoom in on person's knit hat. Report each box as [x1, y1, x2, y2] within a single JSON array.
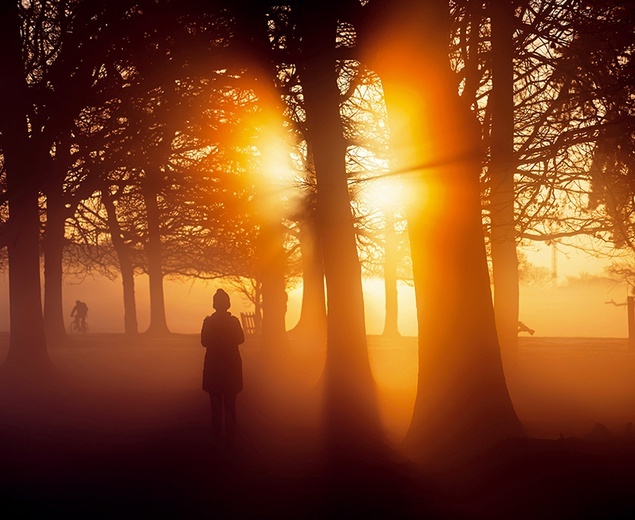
[[213, 288, 230, 311]]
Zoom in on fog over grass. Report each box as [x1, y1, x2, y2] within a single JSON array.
[[0, 269, 628, 338]]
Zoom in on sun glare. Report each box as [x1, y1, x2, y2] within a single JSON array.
[[362, 175, 404, 209], [250, 103, 301, 219], [258, 128, 296, 184]]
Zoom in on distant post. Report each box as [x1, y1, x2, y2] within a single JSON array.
[[629, 296, 635, 351]]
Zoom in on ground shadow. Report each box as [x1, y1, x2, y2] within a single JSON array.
[[0, 333, 634, 518]]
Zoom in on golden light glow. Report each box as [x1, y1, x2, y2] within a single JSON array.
[[382, 84, 431, 159], [258, 130, 295, 186], [362, 175, 405, 210], [248, 100, 301, 221]]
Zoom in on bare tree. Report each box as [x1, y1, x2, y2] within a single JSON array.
[[295, 3, 386, 456], [361, 0, 525, 463]]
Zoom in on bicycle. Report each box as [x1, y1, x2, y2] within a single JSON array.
[[70, 316, 88, 334]]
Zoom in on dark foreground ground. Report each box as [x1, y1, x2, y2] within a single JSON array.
[[0, 333, 634, 519]]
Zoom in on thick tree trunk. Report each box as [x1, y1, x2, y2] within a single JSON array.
[[43, 188, 68, 341], [297, 5, 384, 455], [102, 190, 139, 335], [143, 185, 169, 336], [0, 4, 50, 374], [382, 210, 400, 338], [291, 217, 327, 340], [489, 1, 519, 357], [5, 188, 50, 371], [363, 0, 524, 463]]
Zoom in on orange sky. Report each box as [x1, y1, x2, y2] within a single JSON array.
[[0, 252, 628, 338]]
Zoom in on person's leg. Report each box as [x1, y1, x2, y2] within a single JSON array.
[[224, 393, 237, 449], [209, 390, 223, 445]]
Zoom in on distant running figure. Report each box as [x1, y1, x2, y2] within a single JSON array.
[[201, 289, 245, 449]]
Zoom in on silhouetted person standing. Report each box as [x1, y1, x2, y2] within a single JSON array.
[[201, 289, 245, 449]]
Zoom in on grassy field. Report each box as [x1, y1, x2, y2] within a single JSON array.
[[0, 332, 633, 518]]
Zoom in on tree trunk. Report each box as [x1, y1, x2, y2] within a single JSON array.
[[363, 0, 524, 463], [0, 3, 50, 374], [102, 190, 139, 335], [143, 184, 169, 336], [489, 0, 519, 357], [254, 281, 263, 335], [382, 210, 400, 337], [297, 4, 384, 455], [259, 221, 288, 348], [120, 257, 139, 336], [291, 217, 327, 340], [5, 188, 50, 372], [43, 186, 68, 341]]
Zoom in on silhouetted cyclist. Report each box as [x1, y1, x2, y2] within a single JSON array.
[[71, 300, 89, 330], [201, 289, 245, 450]]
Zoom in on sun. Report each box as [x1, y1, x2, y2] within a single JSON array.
[[363, 175, 402, 210]]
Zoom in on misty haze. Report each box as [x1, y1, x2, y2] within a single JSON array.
[[1, 1, 634, 519]]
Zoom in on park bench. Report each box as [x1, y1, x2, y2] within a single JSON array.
[[240, 312, 257, 335]]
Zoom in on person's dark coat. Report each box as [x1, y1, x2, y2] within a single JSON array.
[[201, 311, 245, 394]]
